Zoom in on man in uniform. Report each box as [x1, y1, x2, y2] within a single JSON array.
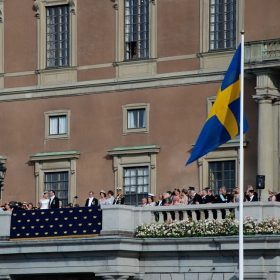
[[114, 187, 125, 204]]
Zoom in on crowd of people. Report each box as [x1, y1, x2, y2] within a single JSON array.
[[0, 187, 125, 211], [140, 185, 280, 207], [0, 185, 279, 212]]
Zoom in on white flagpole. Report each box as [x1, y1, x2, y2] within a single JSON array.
[[239, 30, 245, 280]]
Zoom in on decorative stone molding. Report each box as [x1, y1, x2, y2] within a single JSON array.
[[30, 151, 80, 204], [110, 0, 118, 10], [108, 145, 160, 196], [69, 0, 76, 15], [33, 0, 40, 19]]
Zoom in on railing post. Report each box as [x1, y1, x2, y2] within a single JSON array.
[[199, 210, 205, 221], [158, 211, 164, 223], [217, 209, 222, 221], [191, 210, 197, 222], [182, 210, 188, 221], [208, 210, 213, 220], [166, 211, 172, 221]]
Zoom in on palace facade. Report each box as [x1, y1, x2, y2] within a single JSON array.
[[0, 0, 279, 205]]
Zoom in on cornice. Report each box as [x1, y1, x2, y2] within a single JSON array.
[[0, 70, 226, 102]]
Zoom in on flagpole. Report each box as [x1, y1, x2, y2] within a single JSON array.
[[239, 30, 245, 280]]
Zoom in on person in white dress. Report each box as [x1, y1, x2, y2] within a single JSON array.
[[39, 191, 49, 209]]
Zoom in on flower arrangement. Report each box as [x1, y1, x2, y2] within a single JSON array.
[[135, 216, 280, 238]]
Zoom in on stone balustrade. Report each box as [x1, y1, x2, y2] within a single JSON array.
[[1, 203, 280, 279], [1, 202, 280, 239], [245, 38, 280, 63]]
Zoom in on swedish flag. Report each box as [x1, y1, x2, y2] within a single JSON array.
[[186, 45, 249, 165]]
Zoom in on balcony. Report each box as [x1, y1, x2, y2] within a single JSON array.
[[1, 203, 280, 280], [245, 38, 280, 69]]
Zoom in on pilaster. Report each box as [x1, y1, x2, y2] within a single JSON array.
[[272, 100, 280, 194], [253, 69, 280, 201]]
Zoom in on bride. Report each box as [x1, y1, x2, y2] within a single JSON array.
[[39, 191, 49, 209]]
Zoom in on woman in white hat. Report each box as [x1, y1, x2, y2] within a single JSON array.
[[99, 190, 107, 206], [146, 193, 156, 206]]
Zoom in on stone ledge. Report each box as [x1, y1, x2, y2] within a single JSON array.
[[100, 230, 135, 238]]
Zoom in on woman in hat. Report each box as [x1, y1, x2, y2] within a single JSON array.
[[39, 191, 49, 209], [146, 193, 156, 206], [99, 190, 107, 206]]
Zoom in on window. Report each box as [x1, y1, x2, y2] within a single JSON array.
[[123, 103, 150, 135], [30, 151, 80, 207], [209, 160, 236, 195], [209, 0, 236, 50], [128, 109, 146, 129], [108, 145, 160, 205], [45, 110, 70, 140], [46, 5, 70, 67], [34, 0, 77, 85], [125, 0, 149, 60], [113, 0, 156, 78], [123, 166, 149, 206], [50, 115, 67, 135], [45, 172, 69, 207]]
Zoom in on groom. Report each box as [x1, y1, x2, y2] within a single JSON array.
[[49, 190, 60, 209]]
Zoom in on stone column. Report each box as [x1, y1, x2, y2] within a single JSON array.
[[253, 69, 280, 201], [257, 98, 273, 201], [272, 100, 280, 193]]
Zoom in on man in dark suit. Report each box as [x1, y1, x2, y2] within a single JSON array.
[[189, 190, 202, 204], [156, 193, 163, 206], [85, 191, 98, 206], [247, 190, 258, 202], [49, 190, 60, 209]]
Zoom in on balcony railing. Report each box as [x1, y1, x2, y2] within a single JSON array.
[[245, 38, 280, 63], [1, 202, 280, 240]]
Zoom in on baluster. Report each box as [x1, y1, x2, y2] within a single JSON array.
[[217, 209, 222, 221], [208, 210, 213, 220], [191, 210, 197, 222], [158, 211, 164, 223], [182, 210, 188, 221], [151, 212, 155, 223], [225, 208, 230, 217], [199, 210, 205, 221], [166, 211, 172, 221], [175, 211, 180, 221]]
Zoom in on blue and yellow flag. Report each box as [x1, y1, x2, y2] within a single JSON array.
[[186, 44, 249, 166]]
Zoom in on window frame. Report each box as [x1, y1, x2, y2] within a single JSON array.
[[30, 151, 80, 206], [208, 160, 236, 195], [124, 0, 150, 60], [209, 0, 236, 51], [113, 0, 157, 78], [34, 0, 77, 85], [122, 103, 150, 135], [123, 165, 150, 206], [44, 171, 69, 207], [46, 5, 70, 68], [108, 145, 160, 204], [199, 0, 243, 54], [44, 110, 71, 140]]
